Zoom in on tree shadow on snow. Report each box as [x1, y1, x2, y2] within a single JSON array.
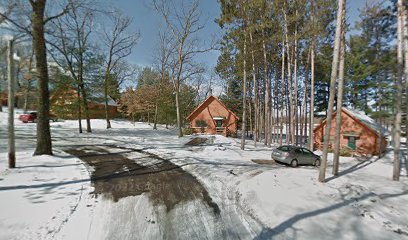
[[324, 157, 381, 183], [254, 190, 408, 239]]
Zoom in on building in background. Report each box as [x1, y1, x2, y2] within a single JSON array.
[[313, 107, 389, 156], [186, 95, 239, 137]]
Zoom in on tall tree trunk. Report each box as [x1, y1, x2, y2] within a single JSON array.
[[319, 0, 345, 182], [393, 0, 404, 181], [32, 0, 52, 156], [7, 39, 15, 168], [23, 82, 30, 113], [249, 88, 253, 137], [249, 30, 258, 147], [333, 13, 346, 176], [309, 41, 315, 151], [402, 1, 408, 152], [280, 39, 285, 145], [271, 69, 276, 144], [153, 103, 158, 130], [77, 86, 82, 133], [262, 35, 271, 146], [241, 28, 248, 150], [301, 48, 311, 146], [175, 43, 185, 137], [77, 41, 92, 132], [79, 83, 91, 133], [104, 72, 112, 129], [293, 21, 298, 145], [283, 10, 293, 144], [175, 83, 183, 137]]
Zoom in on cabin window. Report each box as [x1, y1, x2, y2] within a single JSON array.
[[196, 120, 207, 128]]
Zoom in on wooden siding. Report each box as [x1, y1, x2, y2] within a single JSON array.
[[187, 96, 238, 136], [313, 109, 387, 156]]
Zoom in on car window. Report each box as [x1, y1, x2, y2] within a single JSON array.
[[301, 148, 313, 155], [294, 148, 302, 154], [277, 146, 290, 152]]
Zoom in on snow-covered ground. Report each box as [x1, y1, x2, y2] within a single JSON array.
[[0, 110, 407, 240]]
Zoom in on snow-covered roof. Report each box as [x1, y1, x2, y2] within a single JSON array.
[[342, 107, 390, 136]]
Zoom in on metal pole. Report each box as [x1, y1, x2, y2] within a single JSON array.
[[8, 39, 15, 168]]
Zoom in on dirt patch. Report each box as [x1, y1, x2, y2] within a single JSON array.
[[184, 137, 208, 146], [252, 159, 276, 165], [65, 146, 220, 214]]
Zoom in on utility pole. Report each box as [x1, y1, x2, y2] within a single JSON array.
[[8, 39, 15, 168]]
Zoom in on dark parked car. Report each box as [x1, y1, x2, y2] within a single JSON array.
[[19, 112, 57, 123], [271, 145, 321, 167]]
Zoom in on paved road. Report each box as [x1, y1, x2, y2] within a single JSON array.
[[65, 145, 268, 240]]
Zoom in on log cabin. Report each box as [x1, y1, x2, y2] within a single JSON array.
[[186, 95, 239, 137], [313, 107, 389, 156]]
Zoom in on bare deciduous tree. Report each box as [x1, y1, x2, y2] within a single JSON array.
[[48, 1, 95, 133], [153, 0, 213, 137], [101, 9, 139, 129]]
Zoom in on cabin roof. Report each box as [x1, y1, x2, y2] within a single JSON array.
[[314, 107, 390, 137], [186, 95, 239, 121], [342, 108, 389, 136]]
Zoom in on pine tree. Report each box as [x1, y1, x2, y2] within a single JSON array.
[[319, 0, 346, 183]]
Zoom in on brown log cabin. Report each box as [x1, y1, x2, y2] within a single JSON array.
[[313, 107, 389, 156], [186, 95, 239, 137]]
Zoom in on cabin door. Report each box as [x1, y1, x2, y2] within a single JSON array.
[[215, 119, 222, 128], [348, 136, 356, 150]]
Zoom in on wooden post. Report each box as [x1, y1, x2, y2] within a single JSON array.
[[8, 39, 16, 168]]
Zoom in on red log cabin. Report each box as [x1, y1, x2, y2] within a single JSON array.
[[186, 96, 239, 137], [313, 107, 389, 156]]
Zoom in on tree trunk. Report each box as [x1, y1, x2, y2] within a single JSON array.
[[262, 34, 271, 146], [104, 72, 111, 129], [280, 39, 285, 146], [32, 0, 52, 156], [153, 103, 158, 130], [249, 30, 258, 147], [7, 39, 15, 168], [77, 86, 82, 133], [293, 22, 299, 145], [284, 11, 293, 145], [393, 0, 404, 181], [241, 28, 248, 150], [402, 1, 408, 151], [175, 85, 183, 137], [332, 13, 346, 176], [23, 82, 30, 113], [175, 42, 184, 137], [79, 83, 91, 133], [319, 0, 345, 182], [301, 48, 311, 146], [309, 41, 315, 151]]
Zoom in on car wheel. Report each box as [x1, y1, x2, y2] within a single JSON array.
[[314, 159, 321, 167], [290, 159, 298, 168]]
